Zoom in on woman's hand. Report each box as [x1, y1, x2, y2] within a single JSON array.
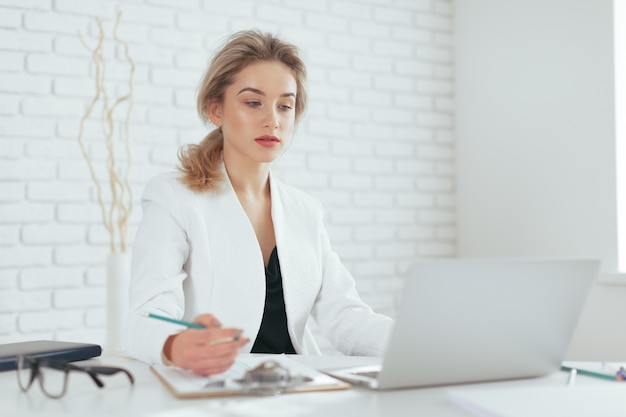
[[162, 313, 249, 375]]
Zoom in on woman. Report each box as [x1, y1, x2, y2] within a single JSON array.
[[126, 30, 393, 376]]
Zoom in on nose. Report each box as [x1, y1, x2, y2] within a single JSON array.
[[263, 108, 279, 129]]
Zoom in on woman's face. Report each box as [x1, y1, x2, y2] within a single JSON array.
[[211, 60, 298, 165]]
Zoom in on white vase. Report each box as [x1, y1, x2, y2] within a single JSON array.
[[106, 252, 131, 353]]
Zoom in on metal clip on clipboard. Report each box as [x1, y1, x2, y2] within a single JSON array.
[[234, 360, 312, 396]]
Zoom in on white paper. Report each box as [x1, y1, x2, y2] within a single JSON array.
[[151, 354, 347, 396], [449, 385, 626, 417]]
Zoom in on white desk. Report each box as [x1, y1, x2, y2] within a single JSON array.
[[0, 353, 613, 417]]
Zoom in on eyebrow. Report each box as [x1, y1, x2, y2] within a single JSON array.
[[236, 87, 295, 98]]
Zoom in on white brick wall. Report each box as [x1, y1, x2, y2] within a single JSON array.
[[0, 0, 455, 347]]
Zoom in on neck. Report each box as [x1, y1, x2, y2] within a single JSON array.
[[223, 152, 271, 197]]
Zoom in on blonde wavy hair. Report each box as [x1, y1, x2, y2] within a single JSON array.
[[177, 30, 308, 192]]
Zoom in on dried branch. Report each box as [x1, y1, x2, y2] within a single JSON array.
[[77, 12, 135, 254]]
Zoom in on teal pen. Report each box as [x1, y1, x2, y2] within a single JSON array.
[[146, 313, 241, 344], [560, 365, 617, 382], [146, 313, 206, 329]]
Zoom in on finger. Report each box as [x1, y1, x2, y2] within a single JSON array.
[[208, 330, 244, 345], [201, 337, 249, 358], [193, 333, 249, 365], [192, 327, 242, 345], [172, 330, 238, 366], [192, 314, 222, 328], [178, 336, 249, 375], [190, 349, 240, 376], [186, 345, 238, 372], [169, 326, 248, 371], [181, 331, 242, 357], [192, 356, 237, 376]]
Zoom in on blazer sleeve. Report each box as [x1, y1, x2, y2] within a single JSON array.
[[124, 174, 191, 365], [310, 202, 394, 356]]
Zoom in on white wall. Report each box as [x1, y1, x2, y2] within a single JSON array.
[[455, 0, 622, 360], [0, 0, 455, 346], [455, 0, 617, 269]]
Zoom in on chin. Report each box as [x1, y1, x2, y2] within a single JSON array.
[[256, 149, 283, 163]]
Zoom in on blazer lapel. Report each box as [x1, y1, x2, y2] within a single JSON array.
[[201, 168, 266, 349], [270, 173, 322, 351]]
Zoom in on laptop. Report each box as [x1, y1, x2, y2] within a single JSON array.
[[327, 258, 598, 390]]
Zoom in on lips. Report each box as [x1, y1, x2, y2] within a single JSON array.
[[255, 135, 280, 147], [255, 135, 280, 142]]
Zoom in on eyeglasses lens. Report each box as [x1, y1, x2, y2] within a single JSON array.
[[38, 366, 68, 398], [16, 356, 34, 392], [17, 357, 132, 399]]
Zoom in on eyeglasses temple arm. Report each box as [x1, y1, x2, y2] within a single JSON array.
[[83, 366, 135, 385]]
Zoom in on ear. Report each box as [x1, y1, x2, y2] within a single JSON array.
[[207, 100, 223, 127]]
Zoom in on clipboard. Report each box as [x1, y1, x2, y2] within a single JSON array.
[[150, 354, 350, 399]]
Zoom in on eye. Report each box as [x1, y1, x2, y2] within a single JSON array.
[[246, 101, 261, 108], [279, 104, 293, 111]]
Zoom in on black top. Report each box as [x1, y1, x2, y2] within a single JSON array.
[[250, 247, 296, 354]]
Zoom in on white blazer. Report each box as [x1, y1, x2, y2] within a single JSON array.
[[125, 168, 393, 365]]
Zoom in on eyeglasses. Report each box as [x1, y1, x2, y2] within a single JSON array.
[[17, 355, 135, 399]]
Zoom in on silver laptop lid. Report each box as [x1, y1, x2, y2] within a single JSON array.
[[377, 258, 598, 390]]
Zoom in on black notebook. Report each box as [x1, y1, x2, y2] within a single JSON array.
[[0, 340, 102, 372]]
